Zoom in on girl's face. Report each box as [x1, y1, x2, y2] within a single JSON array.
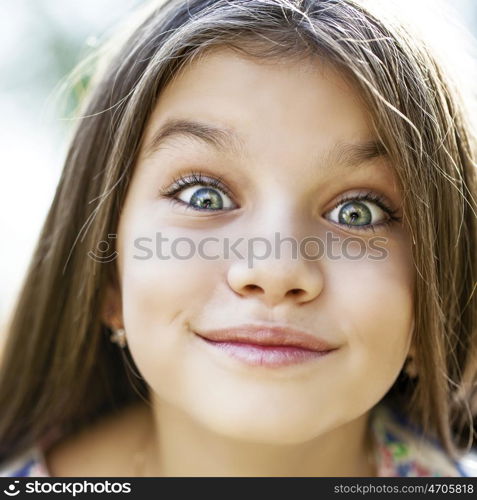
[[113, 48, 414, 444]]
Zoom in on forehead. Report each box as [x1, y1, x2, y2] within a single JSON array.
[[141, 46, 375, 153]]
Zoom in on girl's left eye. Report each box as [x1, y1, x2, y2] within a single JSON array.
[[325, 192, 400, 231]]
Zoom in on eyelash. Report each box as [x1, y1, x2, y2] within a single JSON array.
[[158, 171, 402, 231]]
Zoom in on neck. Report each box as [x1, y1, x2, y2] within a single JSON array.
[[138, 399, 377, 477]]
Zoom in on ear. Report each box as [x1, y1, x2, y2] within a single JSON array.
[[101, 281, 124, 331]]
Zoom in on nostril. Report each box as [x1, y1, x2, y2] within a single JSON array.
[[288, 288, 303, 296], [244, 284, 261, 292]]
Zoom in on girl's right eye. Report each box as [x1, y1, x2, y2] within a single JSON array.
[[176, 184, 236, 211], [159, 171, 238, 211]]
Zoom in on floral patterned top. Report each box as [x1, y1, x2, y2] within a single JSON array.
[[1, 404, 476, 477], [370, 405, 477, 477]]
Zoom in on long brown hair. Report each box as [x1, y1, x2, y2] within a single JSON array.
[[1, 0, 476, 463]]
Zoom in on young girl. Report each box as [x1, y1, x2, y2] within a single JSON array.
[[0, 0, 476, 477]]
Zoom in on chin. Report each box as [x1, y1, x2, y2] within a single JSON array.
[[191, 403, 332, 445]]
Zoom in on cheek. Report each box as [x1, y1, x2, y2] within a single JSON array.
[[117, 219, 227, 377], [325, 239, 414, 399]]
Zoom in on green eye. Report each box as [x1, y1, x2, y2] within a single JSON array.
[[326, 196, 389, 229], [178, 185, 235, 210], [189, 187, 223, 210], [338, 201, 372, 226]]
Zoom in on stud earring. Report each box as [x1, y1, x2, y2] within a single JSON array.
[[110, 327, 127, 348], [403, 354, 418, 379]]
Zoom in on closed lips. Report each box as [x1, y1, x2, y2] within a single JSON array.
[[194, 324, 336, 351], [194, 324, 337, 368]]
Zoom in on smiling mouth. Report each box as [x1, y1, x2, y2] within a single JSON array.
[[194, 324, 338, 368]]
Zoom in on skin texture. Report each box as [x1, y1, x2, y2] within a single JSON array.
[[48, 48, 415, 476]]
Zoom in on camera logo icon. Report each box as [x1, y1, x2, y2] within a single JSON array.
[[4, 480, 20, 496], [88, 234, 118, 263]]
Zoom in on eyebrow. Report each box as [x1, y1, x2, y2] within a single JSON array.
[[145, 118, 245, 157], [144, 118, 386, 167], [326, 139, 386, 168]]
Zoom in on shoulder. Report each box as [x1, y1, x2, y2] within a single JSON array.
[[44, 402, 152, 477], [371, 403, 477, 477], [0, 446, 49, 477], [0, 402, 152, 478]]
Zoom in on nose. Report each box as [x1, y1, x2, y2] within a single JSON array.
[[227, 252, 324, 308]]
